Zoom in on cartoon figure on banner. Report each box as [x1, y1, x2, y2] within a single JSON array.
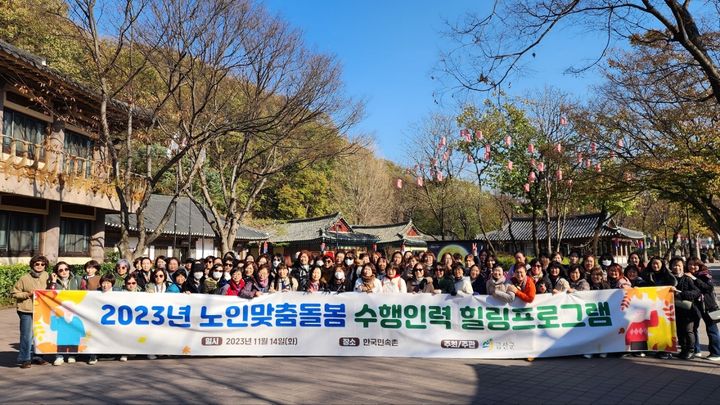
[[624, 310, 658, 351], [50, 301, 86, 354]]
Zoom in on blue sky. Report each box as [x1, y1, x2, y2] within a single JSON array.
[[262, 1, 611, 164]]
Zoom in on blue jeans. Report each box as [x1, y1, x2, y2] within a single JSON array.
[[695, 314, 720, 356], [17, 311, 34, 363]]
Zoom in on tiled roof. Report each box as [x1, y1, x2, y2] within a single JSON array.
[[267, 212, 378, 244], [479, 213, 644, 241], [105, 194, 268, 240], [352, 221, 429, 247]]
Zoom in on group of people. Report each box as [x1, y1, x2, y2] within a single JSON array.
[[12, 248, 720, 368]]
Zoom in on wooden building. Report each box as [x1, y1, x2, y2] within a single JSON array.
[[352, 220, 429, 253]]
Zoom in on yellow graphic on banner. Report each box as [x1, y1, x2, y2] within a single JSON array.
[[33, 290, 90, 353]]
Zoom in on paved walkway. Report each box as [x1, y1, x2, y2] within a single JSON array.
[[1, 309, 720, 403]]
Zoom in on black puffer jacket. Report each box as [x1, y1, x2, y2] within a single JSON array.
[[694, 271, 718, 314], [675, 275, 702, 320], [642, 268, 677, 287]]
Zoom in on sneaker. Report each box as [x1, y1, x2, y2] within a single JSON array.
[[599, 353, 607, 358], [147, 355, 157, 360], [706, 355, 720, 361], [632, 352, 646, 358], [88, 355, 97, 365], [19, 361, 31, 369], [67, 356, 76, 364], [53, 356, 64, 366], [583, 354, 593, 359], [679, 352, 696, 360], [656, 352, 673, 360], [119, 355, 127, 362]]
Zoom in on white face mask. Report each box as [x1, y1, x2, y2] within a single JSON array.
[[601, 260, 612, 267], [193, 272, 203, 280], [316, 260, 324, 267], [334, 271, 345, 280], [345, 259, 354, 266], [223, 272, 231, 281], [212, 271, 222, 280], [273, 260, 281, 267]]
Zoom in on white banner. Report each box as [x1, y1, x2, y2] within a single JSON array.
[[33, 287, 678, 358]]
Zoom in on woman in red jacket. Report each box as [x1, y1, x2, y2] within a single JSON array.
[[508, 267, 535, 303]]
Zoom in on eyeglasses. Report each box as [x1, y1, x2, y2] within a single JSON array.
[[156, 275, 165, 279], [58, 268, 69, 272], [414, 268, 423, 271], [33, 262, 46, 267], [126, 281, 137, 285]]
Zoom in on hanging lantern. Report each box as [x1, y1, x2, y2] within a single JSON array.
[[436, 172, 444, 181], [610, 151, 616, 159], [566, 179, 573, 187], [623, 172, 633, 182], [555, 143, 562, 153], [439, 136, 447, 148], [430, 158, 437, 167], [556, 169, 563, 181], [528, 143, 535, 154], [595, 163, 602, 173], [576, 152, 583, 164], [505, 135, 512, 147], [484, 144, 491, 161], [395, 178, 403, 189], [442, 151, 449, 161], [416, 176, 424, 187], [459, 129, 468, 140], [537, 162, 545, 172], [530, 158, 536, 168], [560, 116, 568, 126], [523, 183, 531, 193], [528, 171, 537, 182], [475, 129, 483, 141], [584, 158, 591, 169], [591, 142, 597, 154], [617, 138, 624, 148], [506, 160, 513, 171], [419, 163, 425, 170], [467, 154, 473, 163]]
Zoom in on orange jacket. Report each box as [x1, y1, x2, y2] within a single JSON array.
[[514, 277, 536, 303]]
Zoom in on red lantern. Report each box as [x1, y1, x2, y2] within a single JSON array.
[[467, 154, 473, 163], [537, 162, 545, 172], [528, 171, 537, 182], [610, 151, 616, 159], [439, 136, 447, 148], [595, 163, 602, 173], [436, 172, 444, 181], [416, 176, 424, 187], [395, 178, 403, 189], [475, 129, 483, 141], [504, 135, 512, 147], [506, 160, 513, 171], [584, 159, 591, 169], [523, 183, 530, 193], [576, 152, 583, 164], [566, 179, 573, 187], [528, 143, 535, 154], [556, 169, 563, 181], [591, 142, 597, 154], [484, 144, 491, 161], [442, 151, 449, 161], [555, 143, 562, 153], [617, 138, 624, 148], [560, 116, 568, 126], [530, 158, 536, 168]]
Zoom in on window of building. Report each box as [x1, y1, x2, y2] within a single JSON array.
[[2, 108, 47, 159], [63, 130, 95, 177], [60, 219, 91, 255], [0, 211, 41, 256]]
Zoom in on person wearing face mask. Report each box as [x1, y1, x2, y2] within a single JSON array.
[[183, 262, 207, 294], [12, 255, 51, 368], [204, 264, 223, 294], [292, 250, 312, 291], [327, 265, 349, 292], [599, 254, 615, 273]]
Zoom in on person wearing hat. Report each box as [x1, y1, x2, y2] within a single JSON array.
[[183, 261, 207, 293], [12, 255, 51, 368]]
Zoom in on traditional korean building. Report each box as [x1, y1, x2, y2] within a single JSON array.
[[352, 220, 429, 253], [104, 194, 268, 260], [480, 213, 645, 264], [0, 40, 139, 264], [266, 213, 378, 257]]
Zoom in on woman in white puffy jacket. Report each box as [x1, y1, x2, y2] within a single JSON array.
[[381, 265, 407, 293], [452, 263, 474, 296]]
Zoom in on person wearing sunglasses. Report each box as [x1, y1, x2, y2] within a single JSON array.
[[122, 274, 142, 292], [144, 269, 180, 293], [113, 259, 132, 289], [12, 255, 51, 369], [49, 262, 83, 292]]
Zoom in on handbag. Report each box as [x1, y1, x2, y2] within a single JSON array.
[[675, 300, 693, 310], [708, 309, 720, 322]]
